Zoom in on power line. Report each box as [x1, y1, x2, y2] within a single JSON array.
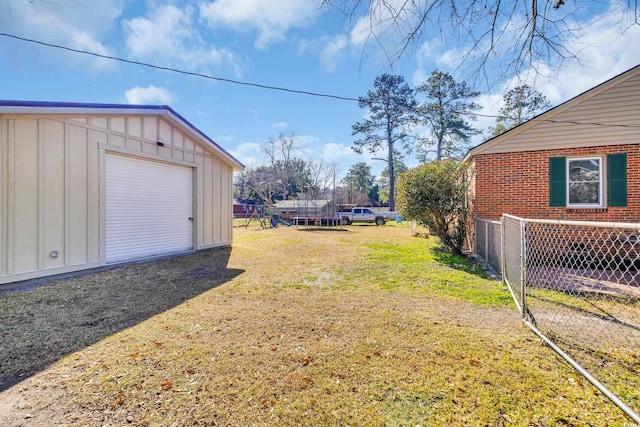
[[0, 32, 361, 102], [538, 118, 640, 129], [2, 32, 639, 130]]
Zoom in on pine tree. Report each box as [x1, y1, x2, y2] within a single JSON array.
[[415, 70, 480, 161], [352, 74, 416, 211], [492, 85, 552, 136]]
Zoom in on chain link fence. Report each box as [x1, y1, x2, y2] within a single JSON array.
[[475, 214, 640, 423], [474, 217, 503, 276]]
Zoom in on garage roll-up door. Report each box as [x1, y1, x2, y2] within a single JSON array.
[[105, 154, 193, 263]]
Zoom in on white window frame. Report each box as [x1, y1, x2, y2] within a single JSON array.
[[566, 156, 606, 208]]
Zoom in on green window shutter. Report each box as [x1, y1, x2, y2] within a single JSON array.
[[608, 153, 627, 207], [549, 157, 566, 207]]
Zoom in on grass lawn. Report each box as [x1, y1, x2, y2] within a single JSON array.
[[0, 223, 634, 426]]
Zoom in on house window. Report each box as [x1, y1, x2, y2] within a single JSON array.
[[549, 154, 627, 208], [567, 157, 603, 207]]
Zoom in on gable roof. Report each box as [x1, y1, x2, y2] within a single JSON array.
[[464, 64, 640, 161], [0, 100, 245, 170]]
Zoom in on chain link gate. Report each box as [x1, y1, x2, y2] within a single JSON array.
[[497, 214, 640, 423]]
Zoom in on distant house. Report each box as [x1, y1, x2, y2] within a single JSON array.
[[0, 100, 244, 285], [233, 200, 262, 218], [464, 64, 640, 223]]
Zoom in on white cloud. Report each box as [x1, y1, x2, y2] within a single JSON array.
[[123, 5, 237, 73], [319, 142, 365, 166], [124, 85, 174, 105], [229, 142, 264, 168], [272, 121, 289, 129], [482, 4, 640, 108], [473, 93, 504, 142], [228, 134, 378, 178], [348, 0, 414, 46], [411, 1, 640, 149], [320, 35, 348, 73], [544, 5, 640, 102], [199, 0, 320, 49], [0, 0, 122, 70]]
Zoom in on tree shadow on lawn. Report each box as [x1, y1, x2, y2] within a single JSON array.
[[431, 246, 493, 279], [0, 247, 243, 392]]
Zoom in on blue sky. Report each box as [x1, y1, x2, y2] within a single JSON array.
[[1, 0, 638, 178]]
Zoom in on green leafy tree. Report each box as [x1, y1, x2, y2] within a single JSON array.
[[233, 170, 264, 204], [396, 159, 471, 255], [276, 157, 311, 200], [415, 70, 480, 161], [343, 162, 377, 204], [492, 84, 552, 136], [352, 74, 416, 211]]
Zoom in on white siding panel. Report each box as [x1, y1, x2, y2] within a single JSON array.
[[105, 154, 193, 263]]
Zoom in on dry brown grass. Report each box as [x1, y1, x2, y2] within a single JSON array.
[[0, 224, 635, 426]]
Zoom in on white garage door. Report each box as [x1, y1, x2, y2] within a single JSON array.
[[105, 154, 193, 263]]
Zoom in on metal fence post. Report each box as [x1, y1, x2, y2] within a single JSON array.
[[519, 218, 527, 320], [484, 220, 489, 264], [500, 215, 506, 282], [473, 217, 478, 259]]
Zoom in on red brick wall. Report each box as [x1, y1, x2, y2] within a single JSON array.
[[472, 144, 640, 222]]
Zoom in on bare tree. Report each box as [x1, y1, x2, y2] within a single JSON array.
[[262, 132, 317, 201], [307, 160, 338, 199], [322, 1, 639, 83], [242, 165, 280, 206]]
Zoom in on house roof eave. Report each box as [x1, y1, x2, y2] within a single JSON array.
[[463, 63, 640, 162]]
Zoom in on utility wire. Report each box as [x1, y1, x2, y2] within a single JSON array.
[[1, 32, 639, 129], [0, 32, 360, 102]]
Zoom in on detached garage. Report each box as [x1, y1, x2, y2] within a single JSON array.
[[0, 100, 245, 285]]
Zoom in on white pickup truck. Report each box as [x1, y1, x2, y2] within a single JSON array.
[[338, 207, 386, 226]]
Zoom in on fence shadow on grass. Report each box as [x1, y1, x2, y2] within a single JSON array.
[[0, 247, 244, 392]]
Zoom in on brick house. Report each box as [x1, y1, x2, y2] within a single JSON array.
[[464, 64, 640, 223]]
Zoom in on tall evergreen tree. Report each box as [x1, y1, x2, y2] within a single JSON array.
[[352, 74, 416, 211], [492, 84, 552, 136], [415, 70, 480, 161]]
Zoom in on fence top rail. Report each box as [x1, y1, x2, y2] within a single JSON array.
[[502, 213, 640, 230], [475, 217, 501, 225]]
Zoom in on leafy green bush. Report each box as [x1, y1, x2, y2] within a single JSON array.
[[397, 160, 471, 255]]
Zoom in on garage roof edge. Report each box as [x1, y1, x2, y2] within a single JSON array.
[[0, 100, 245, 171]]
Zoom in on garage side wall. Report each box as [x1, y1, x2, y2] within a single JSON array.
[[0, 117, 101, 284], [197, 156, 233, 249], [0, 114, 235, 285]]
